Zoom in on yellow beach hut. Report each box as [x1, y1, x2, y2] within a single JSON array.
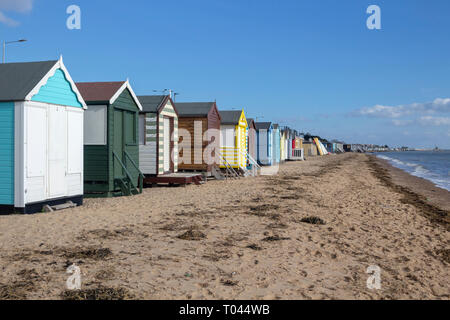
[[219, 110, 248, 169]]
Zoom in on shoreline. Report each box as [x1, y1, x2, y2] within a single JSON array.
[[371, 151, 450, 193], [369, 155, 450, 214]]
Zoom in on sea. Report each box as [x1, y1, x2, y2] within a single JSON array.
[[376, 151, 450, 191]]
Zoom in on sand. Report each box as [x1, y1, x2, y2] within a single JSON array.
[[0, 153, 448, 300]]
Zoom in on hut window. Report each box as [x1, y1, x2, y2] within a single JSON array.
[[84, 105, 107, 145], [139, 114, 145, 145]]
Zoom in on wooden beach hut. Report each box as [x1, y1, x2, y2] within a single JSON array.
[[272, 124, 281, 164], [76, 81, 144, 197], [246, 118, 258, 165], [285, 128, 304, 160], [219, 110, 248, 169], [0, 58, 87, 214], [255, 122, 273, 166], [137, 95, 179, 177], [303, 141, 318, 157], [294, 134, 305, 160], [175, 102, 221, 175], [324, 142, 334, 154], [334, 141, 345, 153], [286, 128, 294, 160]]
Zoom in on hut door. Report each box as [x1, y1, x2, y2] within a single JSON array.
[[268, 131, 272, 160], [113, 109, 125, 179], [48, 106, 67, 197], [163, 117, 170, 172]]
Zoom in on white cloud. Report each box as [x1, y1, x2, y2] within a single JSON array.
[[0, 11, 19, 26], [356, 98, 450, 119], [0, 0, 33, 26], [419, 116, 450, 126], [353, 98, 450, 131], [391, 119, 414, 126], [359, 105, 403, 118], [0, 0, 33, 13]]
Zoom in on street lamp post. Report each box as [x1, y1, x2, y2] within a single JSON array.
[[2, 39, 27, 63]]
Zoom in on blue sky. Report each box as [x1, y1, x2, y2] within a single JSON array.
[[1, 0, 450, 148]]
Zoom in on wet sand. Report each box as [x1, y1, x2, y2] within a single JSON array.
[[374, 155, 450, 212], [0, 153, 448, 300]]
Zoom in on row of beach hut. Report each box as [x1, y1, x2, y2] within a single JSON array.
[[0, 58, 307, 214]]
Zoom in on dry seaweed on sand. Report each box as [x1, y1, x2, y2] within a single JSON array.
[[262, 235, 291, 242], [426, 248, 450, 264], [221, 279, 239, 287], [94, 268, 116, 281], [0, 281, 35, 300], [434, 249, 450, 264], [300, 216, 326, 225], [246, 244, 263, 251], [61, 247, 112, 260], [177, 229, 206, 241], [279, 195, 297, 200], [79, 228, 134, 240], [17, 268, 41, 280], [281, 175, 302, 181], [246, 204, 281, 219], [202, 249, 231, 262], [267, 222, 288, 229], [61, 287, 134, 300]]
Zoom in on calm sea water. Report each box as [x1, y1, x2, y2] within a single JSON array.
[[376, 151, 450, 191]]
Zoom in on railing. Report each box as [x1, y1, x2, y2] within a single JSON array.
[[113, 151, 139, 195], [217, 151, 239, 178], [247, 153, 261, 171], [124, 151, 145, 194], [238, 149, 260, 177]]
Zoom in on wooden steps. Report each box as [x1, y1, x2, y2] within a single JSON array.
[[43, 201, 78, 212]]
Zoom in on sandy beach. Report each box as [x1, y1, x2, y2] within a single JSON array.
[[0, 153, 448, 300]]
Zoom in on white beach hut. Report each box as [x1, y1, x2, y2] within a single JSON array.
[[0, 57, 87, 214]]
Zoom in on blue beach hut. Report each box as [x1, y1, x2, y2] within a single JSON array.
[[255, 122, 273, 166], [0, 57, 87, 214]]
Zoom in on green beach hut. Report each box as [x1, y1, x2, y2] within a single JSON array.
[[76, 81, 144, 197]]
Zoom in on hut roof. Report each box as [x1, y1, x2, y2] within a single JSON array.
[[137, 95, 170, 113], [255, 122, 272, 130], [0, 60, 58, 101], [247, 118, 257, 129], [77, 81, 142, 110], [176, 102, 216, 117], [219, 110, 243, 125], [0, 58, 87, 109], [76, 81, 125, 102]]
